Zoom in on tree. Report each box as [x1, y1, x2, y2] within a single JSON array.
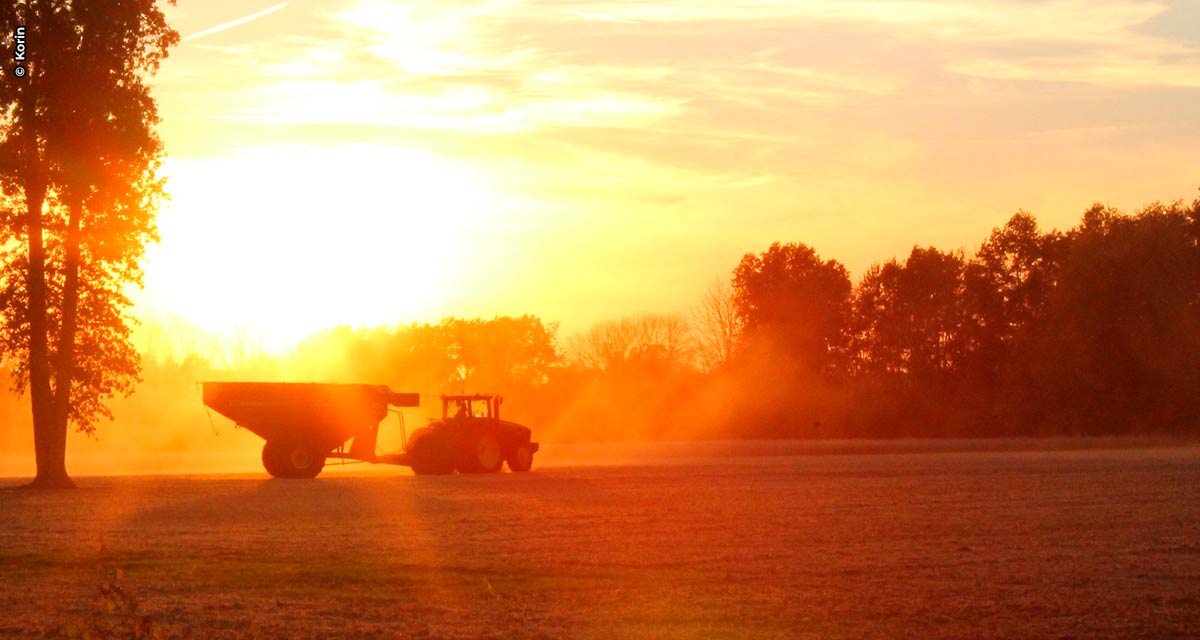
[[1028, 202, 1200, 434], [555, 314, 701, 441], [851, 246, 967, 378], [692, 277, 742, 371], [962, 212, 1061, 369], [288, 317, 560, 395], [442, 315, 560, 390], [731, 242, 851, 374], [952, 212, 1065, 433], [564, 314, 695, 373], [842, 247, 968, 436], [0, 1, 178, 488]]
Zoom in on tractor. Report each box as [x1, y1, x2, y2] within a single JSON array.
[[405, 394, 538, 475]]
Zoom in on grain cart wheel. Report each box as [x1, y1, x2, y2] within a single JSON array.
[[285, 444, 326, 479], [507, 442, 534, 473], [458, 426, 504, 474], [263, 441, 325, 479], [407, 426, 455, 475], [261, 441, 288, 478]]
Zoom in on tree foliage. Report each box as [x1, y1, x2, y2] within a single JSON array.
[[851, 246, 967, 378], [1023, 202, 1200, 434], [732, 242, 851, 373], [841, 199, 1200, 436], [289, 316, 560, 393], [0, 1, 177, 486]]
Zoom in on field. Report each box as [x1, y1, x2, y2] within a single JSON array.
[[1, 441, 1198, 639]]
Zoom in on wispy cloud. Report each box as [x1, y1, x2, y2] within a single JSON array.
[[231, 79, 683, 133], [569, 10, 640, 24], [949, 54, 1200, 88], [560, 0, 1164, 40], [151, 0, 1200, 327], [184, 3, 289, 42]]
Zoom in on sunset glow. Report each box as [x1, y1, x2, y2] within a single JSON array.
[[141, 0, 1200, 349], [4, 5, 1200, 635], [142, 145, 508, 351]]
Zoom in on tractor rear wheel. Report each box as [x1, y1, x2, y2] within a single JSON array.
[[407, 426, 455, 475], [458, 427, 504, 474], [507, 442, 534, 473]]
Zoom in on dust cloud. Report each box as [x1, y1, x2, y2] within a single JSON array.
[[0, 314, 764, 477]]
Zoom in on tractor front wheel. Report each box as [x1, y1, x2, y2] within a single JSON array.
[[507, 442, 534, 473]]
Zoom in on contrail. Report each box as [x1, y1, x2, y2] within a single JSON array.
[[185, 3, 289, 42]]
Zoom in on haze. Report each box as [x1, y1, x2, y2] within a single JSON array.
[[139, 0, 1200, 351]]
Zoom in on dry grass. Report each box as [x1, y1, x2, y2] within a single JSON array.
[[1, 442, 1198, 639]]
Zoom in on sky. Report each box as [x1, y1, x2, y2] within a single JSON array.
[[139, 0, 1200, 352]]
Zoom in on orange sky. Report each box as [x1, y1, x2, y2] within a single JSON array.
[[139, 0, 1200, 352]]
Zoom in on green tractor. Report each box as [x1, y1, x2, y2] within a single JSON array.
[[405, 394, 539, 475]]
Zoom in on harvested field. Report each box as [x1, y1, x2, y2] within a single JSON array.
[[1, 441, 1198, 639]]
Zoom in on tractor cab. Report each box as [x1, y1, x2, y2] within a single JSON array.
[[442, 394, 503, 421]]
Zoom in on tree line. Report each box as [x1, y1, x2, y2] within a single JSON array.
[[732, 200, 1200, 437], [1, 196, 1195, 468], [91, 195, 1195, 444]]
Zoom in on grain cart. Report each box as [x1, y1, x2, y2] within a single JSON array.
[[201, 382, 538, 478]]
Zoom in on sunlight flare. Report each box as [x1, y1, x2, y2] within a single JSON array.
[[140, 145, 509, 352]]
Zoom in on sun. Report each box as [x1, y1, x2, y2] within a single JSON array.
[[137, 144, 505, 354]]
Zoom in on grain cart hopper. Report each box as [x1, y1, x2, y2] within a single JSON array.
[[202, 382, 538, 478]]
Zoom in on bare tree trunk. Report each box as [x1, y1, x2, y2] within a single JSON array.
[[26, 181, 74, 489], [51, 198, 83, 445]]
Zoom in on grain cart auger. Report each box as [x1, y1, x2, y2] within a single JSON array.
[[201, 382, 539, 478]]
